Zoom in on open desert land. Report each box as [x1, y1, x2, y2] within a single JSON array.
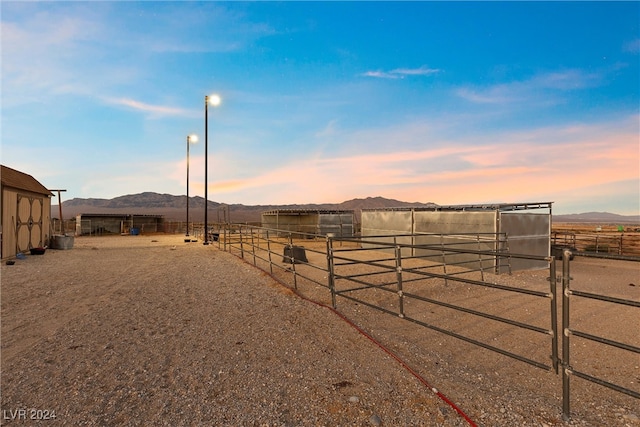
[[1, 234, 638, 426]]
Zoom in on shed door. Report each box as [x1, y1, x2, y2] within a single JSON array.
[[16, 194, 44, 252]]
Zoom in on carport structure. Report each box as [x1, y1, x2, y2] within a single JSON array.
[[75, 213, 165, 236], [361, 202, 553, 272], [261, 209, 355, 238]]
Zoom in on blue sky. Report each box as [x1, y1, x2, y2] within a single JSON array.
[[2, 1, 638, 215]]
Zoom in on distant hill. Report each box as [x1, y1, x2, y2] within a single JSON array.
[[53, 192, 639, 224], [54, 192, 437, 223]]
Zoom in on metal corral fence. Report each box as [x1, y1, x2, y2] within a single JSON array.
[[325, 233, 557, 369], [215, 223, 639, 422], [559, 250, 640, 420], [215, 224, 640, 420], [552, 231, 640, 259]]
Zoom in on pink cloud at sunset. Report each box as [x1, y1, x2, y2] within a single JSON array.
[[173, 115, 638, 214]]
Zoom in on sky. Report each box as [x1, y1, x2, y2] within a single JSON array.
[[1, 1, 639, 215]]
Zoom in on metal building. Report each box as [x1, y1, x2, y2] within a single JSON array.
[[75, 213, 164, 236], [261, 209, 355, 237], [1, 165, 53, 259], [361, 202, 553, 271]]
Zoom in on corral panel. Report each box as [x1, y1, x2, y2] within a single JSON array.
[[500, 212, 549, 271], [318, 213, 354, 237], [261, 213, 319, 237], [361, 208, 551, 272], [361, 210, 412, 235], [361, 210, 413, 255], [414, 211, 496, 234], [413, 212, 497, 268]]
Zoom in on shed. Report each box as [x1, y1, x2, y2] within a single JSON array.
[[1, 165, 53, 259], [361, 202, 553, 272], [75, 213, 164, 236], [261, 209, 355, 238]]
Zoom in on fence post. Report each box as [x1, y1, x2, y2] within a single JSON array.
[[223, 223, 227, 252], [619, 234, 623, 255], [265, 229, 273, 274], [440, 234, 449, 286], [326, 233, 337, 309], [394, 237, 405, 318], [287, 233, 297, 289], [238, 225, 245, 259], [477, 234, 485, 281], [250, 226, 257, 266], [561, 249, 573, 421], [549, 258, 559, 374]]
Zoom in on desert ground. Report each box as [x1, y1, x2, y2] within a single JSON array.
[[1, 234, 638, 426]]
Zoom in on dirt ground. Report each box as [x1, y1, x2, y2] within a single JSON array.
[[1, 234, 638, 426]]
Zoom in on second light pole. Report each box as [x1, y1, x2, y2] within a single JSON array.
[[185, 134, 198, 238], [204, 94, 221, 245]]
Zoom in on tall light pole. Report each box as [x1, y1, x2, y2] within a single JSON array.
[[204, 94, 221, 245], [185, 134, 198, 239]]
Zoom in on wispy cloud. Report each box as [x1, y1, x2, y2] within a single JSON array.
[[362, 66, 441, 79], [103, 97, 195, 118], [1, 2, 268, 106], [456, 68, 602, 105], [455, 86, 516, 104], [180, 114, 638, 211], [623, 38, 640, 53]]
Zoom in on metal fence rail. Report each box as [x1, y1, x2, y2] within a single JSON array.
[[216, 224, 638, 422], [327, 234, 557, 372], [560, 250, 640, 420], [225, 225, 331, 291]]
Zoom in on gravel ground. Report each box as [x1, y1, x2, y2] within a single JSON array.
[[1, 234, 638, 426]]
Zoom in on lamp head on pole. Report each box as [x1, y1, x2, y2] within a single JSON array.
[[187, 134, 198, 143], [206, 94, 222, 107]]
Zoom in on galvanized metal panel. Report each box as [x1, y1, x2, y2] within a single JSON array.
[[413, 233, 497, 270], [362, 208, 550, 272], [361, 210, 413, 255], [262, 211, 353, 237], [500, 212, 550, 271], [412, 211, 497, 268], [362, 210, 412, 235], [261, 212, 318, 236], [318, 213, 354, 237], [414, 211, 496, 234]]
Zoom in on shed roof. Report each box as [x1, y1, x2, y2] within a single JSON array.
[[262, 209, 355, 216], [1, 165, 52, 196], [362, 202, 553, 213]]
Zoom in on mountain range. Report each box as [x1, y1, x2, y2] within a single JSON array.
[[54, 192, 438, 223], [52, 192, 640, 224]]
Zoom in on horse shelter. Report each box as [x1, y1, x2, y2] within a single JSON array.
[[361, 202, 553, 272], [261, 209, 355, 238]]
